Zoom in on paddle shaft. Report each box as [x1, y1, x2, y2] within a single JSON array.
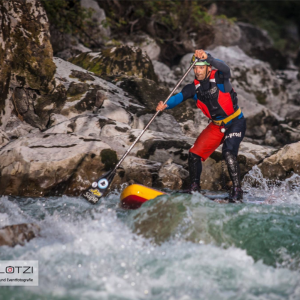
[[111, 59, 198, 173]]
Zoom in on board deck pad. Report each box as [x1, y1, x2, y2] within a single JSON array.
[[120, 184, 166, 209]]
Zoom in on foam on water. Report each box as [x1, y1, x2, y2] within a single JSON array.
[[0, 168, 300, 299]]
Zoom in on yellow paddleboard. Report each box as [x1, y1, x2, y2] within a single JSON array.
[[120, 184, 165, 209]]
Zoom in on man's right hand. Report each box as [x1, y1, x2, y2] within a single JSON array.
[[156, 101, 168, 112]]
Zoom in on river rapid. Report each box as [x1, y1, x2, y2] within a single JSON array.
[[1, 166, 300, 300]]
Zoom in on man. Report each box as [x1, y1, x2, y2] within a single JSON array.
[[156, 49, 246, 202]]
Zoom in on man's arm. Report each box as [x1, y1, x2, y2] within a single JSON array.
[[156, 83, 196, 111], [206, 53, 231, 78]]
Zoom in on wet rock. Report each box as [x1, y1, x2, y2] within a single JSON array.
[[69, 46, 157, 82], [201, 142, 277, 190], [258, 141, 300, 181], [157, 159, 189, 190], [122, 157, 161, 187], [0, 223, 40, 247]]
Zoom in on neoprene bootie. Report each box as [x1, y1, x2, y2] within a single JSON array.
[[180, 152, 202, 194], [229, 187, 243, 202], [224, 151, 243, 202], [181, 182, 201, 194]]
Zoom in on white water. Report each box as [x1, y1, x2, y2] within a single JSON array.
[[1, 168, 300, 299]]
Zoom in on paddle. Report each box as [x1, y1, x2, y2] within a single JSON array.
[[82, 57, 199, 204]]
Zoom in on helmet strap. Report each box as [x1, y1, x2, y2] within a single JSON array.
[[204, 66, 211, 81]]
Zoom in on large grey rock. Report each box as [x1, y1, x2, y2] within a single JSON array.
[[0, 0, 56, 129], [237, 22, 287, 70], [132, 113, 183, 136], [0, 133, 118, 196], [80, 0, 110, 41], [157, 159, 189, 190], [208, 18, 241, 49], [4, 114, 36, 140], [125, 33, 161, 61], [258, 141, 300, 181], [69, 46, 157, 82], [200, 142, 276, 190], [122, 157, 161, 187], [52, 57, 143, 120]]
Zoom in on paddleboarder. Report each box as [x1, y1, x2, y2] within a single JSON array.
[[156, 49, 246, 202]]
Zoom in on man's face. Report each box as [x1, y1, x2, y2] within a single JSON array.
[[193, 65, 212, 81]]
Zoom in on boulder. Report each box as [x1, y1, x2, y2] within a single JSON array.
[[124, 33, 161, 60], [0, 223, 40, 247], [0, 133, 119, 196], [122, 157, 161, 187], [152, 60, 177, 88], [258, 141, 300, 181], [80, 0, 110, 46], [52, 57, 143, 119], [208, 18, 242, 49], [157, 159, 189, 190], [237, 22, 287, 70], [132, 113, 183, 136], [69, 46, 157, 82], [0, 0, 56, 129], [199, 142, 276, 190], [3, 114, 36, 140]]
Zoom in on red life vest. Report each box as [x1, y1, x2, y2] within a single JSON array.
[[194, 70, 236, 120]]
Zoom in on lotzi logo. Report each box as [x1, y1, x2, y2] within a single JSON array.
[[0, 266, 34, 274], [0, 260, 38, 286]]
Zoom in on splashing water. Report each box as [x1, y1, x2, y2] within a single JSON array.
[[243, 165, 300, 204], [1, 168, 300, 300]]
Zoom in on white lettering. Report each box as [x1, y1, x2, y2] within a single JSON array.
[[225, 132, 242, 139]]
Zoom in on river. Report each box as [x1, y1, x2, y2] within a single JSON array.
[[1, 166, 300, 299]]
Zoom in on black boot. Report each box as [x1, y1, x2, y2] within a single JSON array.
[[224, 151, 243, 202], [181, 152, 202, 193], [230, 187, 243, 202]]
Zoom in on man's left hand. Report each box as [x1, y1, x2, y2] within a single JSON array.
[[195, 49, 207, 60]]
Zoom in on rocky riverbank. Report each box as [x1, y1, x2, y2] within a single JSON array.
[[1, 0, 300, 199]]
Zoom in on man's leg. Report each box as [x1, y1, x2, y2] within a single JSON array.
[[222, 117, 246, 202], [224, 151, 243, 200], [188, 152, 202, 192], [187, 122, 224, 193]]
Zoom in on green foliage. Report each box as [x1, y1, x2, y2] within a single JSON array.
[[40, 0, 93, 34], [100, 0, 212, 36]]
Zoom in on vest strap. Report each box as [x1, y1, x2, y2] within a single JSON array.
[[212, 108, 242, 126]]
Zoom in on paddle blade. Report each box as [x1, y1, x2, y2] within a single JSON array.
[[81, 170, 116, 204]]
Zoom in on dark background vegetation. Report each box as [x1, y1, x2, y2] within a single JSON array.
[[41, 0, 300, 64]]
